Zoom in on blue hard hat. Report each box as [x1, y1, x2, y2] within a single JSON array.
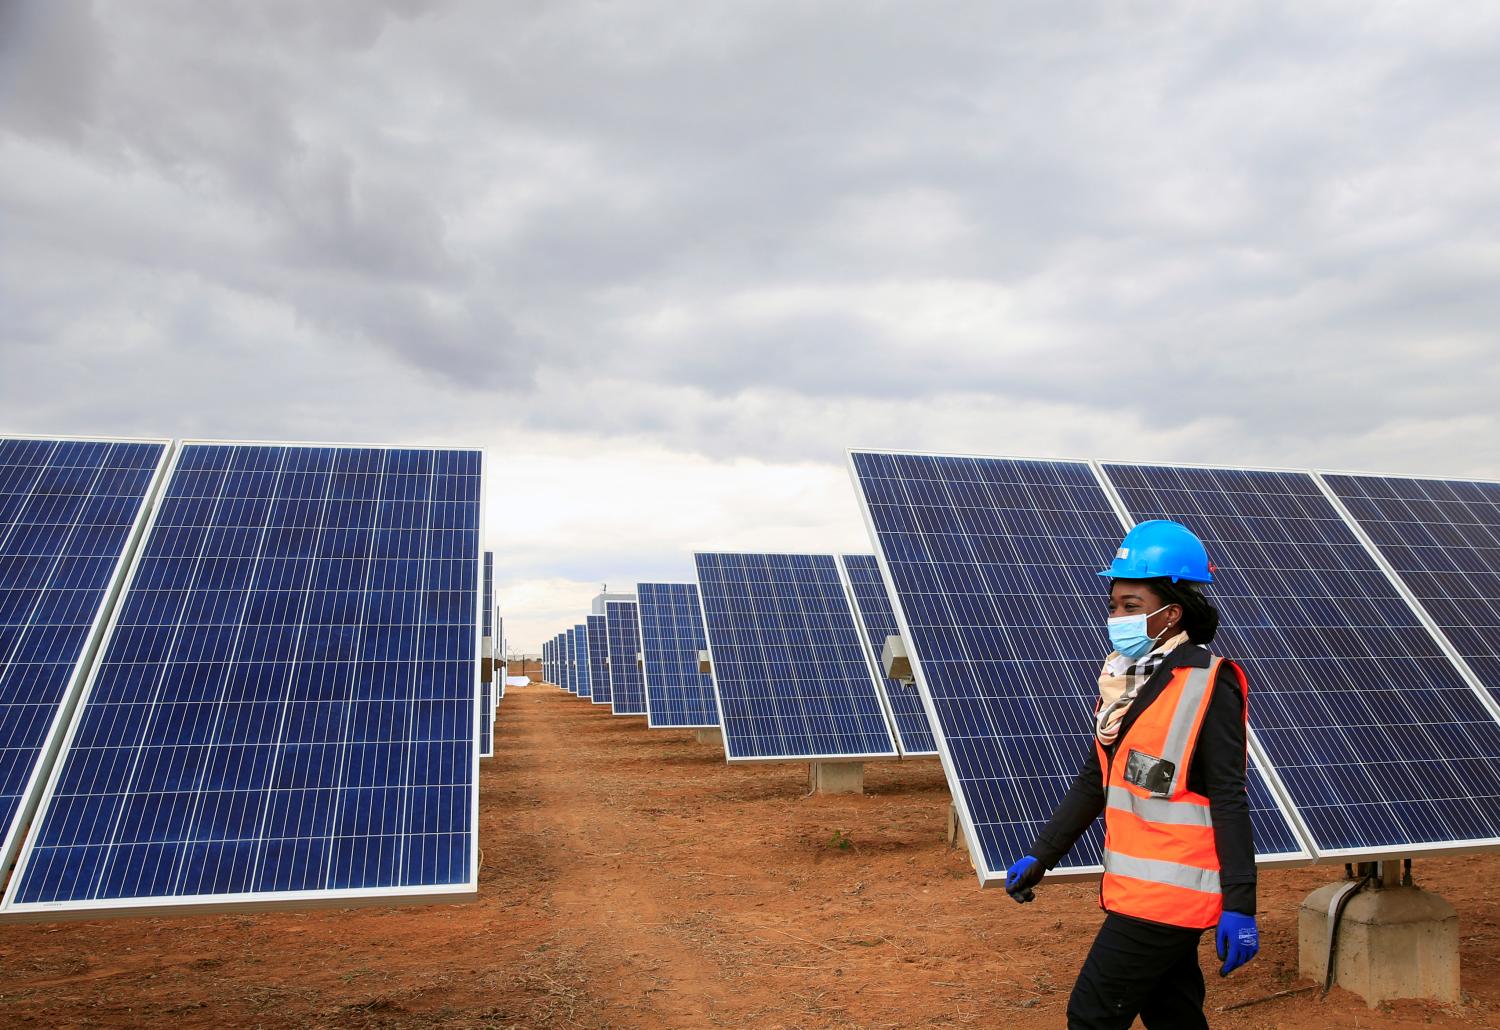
[[1098, 519, 1214, 584]]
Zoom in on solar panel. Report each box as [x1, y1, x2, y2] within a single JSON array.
[[605, 600, 646, 716], [2, 442, 481, 917], [573, 622, 593, 699], [586, 615, 611, 706], [848, 451, 1309, 886], [479, 675, 493, 760], [495, 616, 505, 700], [693, 552, 898, 762], [635, 582, 719, 729], [1101, 461, 1500, 860], [840, 554, 939, 757], [563, 628, 576, 694], [0, 436, 171, 878], [482, 552, 493, 640], [1321, 471, 1500, 716]]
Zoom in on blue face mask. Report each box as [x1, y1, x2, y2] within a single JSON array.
[[1107, 605, 1171, 660]]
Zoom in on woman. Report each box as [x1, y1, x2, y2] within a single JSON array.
[[1004, 519, 1259, 1030]]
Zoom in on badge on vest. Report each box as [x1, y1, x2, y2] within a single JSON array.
[[1123, 749, 1176, 796]]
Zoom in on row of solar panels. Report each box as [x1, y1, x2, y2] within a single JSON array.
[[848, 452, 1500, 887], [542, 560, 940, 761], [0, 435, 488, 920], [542, 451, 1500, 893], [479, 551, 508, 760]]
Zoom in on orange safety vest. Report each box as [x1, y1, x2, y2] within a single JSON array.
[[1094, 656, 1248, 930]]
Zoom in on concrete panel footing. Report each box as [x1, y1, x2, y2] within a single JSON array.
[[807, 761, 864, 795], [945, 803, 974, 868], [1299, 881, 1460, 1007], [694, 727, 724, 747]]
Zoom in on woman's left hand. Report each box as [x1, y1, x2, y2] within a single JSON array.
[[1216, 911, 1259, 975]]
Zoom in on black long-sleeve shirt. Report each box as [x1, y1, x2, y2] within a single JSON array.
[[1027, 642, 1258, 916]]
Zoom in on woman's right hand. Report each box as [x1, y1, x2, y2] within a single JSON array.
[[1004, 855, 1043, 903]]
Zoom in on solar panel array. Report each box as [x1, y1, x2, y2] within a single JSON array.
[[848, 452, 1309, 884], [495, 616, 506, 700], [563, 628, 576, 693], [586, 615, 611, 706], [3, 442, 482, 917], [1101, 462, 1500, 859], [1323, 472, 1500, 713], [605, 601, 646, 716], [840, 554, 938, 757], [572, 622, 592, 699], [479, 553, 493, 758], [694, 552, 898, 762], [635, 582, 719, 729], [0, 437, 170, 876]]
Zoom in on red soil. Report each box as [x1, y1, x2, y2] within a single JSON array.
[[2, 678, 1497, 1028]]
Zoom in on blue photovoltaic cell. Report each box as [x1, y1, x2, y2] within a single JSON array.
[[1325, 472, 1500, 710], [840, 554, 938, 756], [849, 452, 1306, 884], [564, 628, 577, 694], [479, 680, 492, 759], [573, 622, 593, 699], [0, 437, 168, 873], [586, 615, 611, 706], [482, 552, 493, 639], [694, 553, 898, 761], [605, 601, 646, 716], [636, 582, 719, 729], [5, 442, 480, 914], [1103, 462, 1500, 857]]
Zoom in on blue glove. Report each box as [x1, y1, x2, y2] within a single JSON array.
[[1216, 911, 1258, 976], [1004, 856, 1043, 903]]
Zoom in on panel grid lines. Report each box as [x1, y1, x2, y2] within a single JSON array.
[[636, 583, 719, 729], [694, 552, 898, 762], [4, 442, 481, 915], [572, 623, 591, 699], [606, 601, 646, 716], [586, 615, 611, 706], [1323, 471, 1500, 714], [840, 554, 939, 757], [849, 451, 1307, 885], [1102, 461, 1500, 858], [0, 437, 170, 876]]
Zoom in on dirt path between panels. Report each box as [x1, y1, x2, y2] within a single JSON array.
[[2, 682, 1499, 1028]]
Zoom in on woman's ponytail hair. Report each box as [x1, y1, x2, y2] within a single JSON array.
[[1144, 578, 1220, 645]]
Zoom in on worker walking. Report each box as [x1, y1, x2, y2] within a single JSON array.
[[1004, 520, 1259, 1029]]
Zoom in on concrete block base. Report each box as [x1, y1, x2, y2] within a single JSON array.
[[807, 761, 864, 795], [1299, 880, 1460, 1007], [694, 727, 724, 747]]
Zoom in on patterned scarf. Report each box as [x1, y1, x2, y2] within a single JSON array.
[[1095, 632, 1190, 745]]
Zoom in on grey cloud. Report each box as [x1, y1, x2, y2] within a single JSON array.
[[2, 0, 1499, 478]]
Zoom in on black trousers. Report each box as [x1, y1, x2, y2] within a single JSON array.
[[1066, 913, 1209, 1030]]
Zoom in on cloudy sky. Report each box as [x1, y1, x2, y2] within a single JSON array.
[[3, 1, 1499, 650]]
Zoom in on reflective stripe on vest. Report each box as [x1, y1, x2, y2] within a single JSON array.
[[1101, 850, 1222, 894], [1105, 785, 1213, 827], [1158, 666, 1214, 794]]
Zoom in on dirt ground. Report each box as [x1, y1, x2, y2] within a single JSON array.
[[2, 673, 1498, 1029]]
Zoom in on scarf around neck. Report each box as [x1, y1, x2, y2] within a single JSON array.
[[1095, 631, 1191, 745]]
